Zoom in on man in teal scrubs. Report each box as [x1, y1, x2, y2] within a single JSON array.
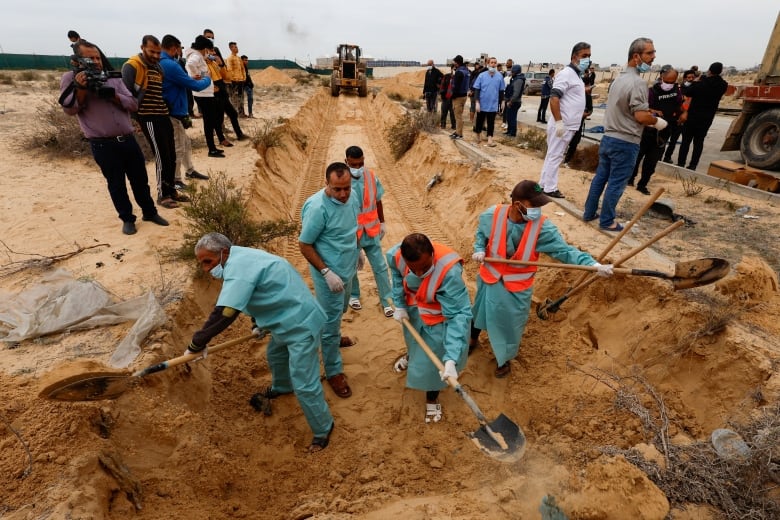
[[471, 180, 613, 378], [185, 232, 335, 452], [299, 162, 360, 399], [387, 233, 471, 423], [344, 145, 394, 317]]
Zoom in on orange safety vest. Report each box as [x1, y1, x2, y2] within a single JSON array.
[[356, 169, 381, 240], [479, 204, 546, 292], [394, 243, 462, 325]]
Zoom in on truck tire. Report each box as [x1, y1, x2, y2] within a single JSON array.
[[741, 108, 780, 170], [358, 81, 367, 97], [330, 75, 340, 97]]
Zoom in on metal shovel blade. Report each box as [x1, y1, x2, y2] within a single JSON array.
[[670, 258, 730, 289], [468, 413, 527, 463], [41, 372, 134, 401]]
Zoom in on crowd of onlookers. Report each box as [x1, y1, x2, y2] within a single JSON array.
[[61, 29, 256, 235]]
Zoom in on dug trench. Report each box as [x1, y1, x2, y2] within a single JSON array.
[[2, 84, 780, 519]]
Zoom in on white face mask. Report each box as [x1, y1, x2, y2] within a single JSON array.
[[660, 81, 674, 92], [349, 166, 364, 178], [210, 251, 225, 279]]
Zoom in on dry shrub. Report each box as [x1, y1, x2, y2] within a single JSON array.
[[250, 119, 283, 150], [18, 70, 42, 82], [386, 111, 437, 159], [21, 100, 91, 157], [172, 172, 298, 261], [579, 365, 780, 519], [515, 126, 547, 154], [570, 143, 600, 172], [677, 172, 706, 197], [387, 92, 404, 102], [0, 72, 13, 85]]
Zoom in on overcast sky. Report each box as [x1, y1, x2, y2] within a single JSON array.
[[2, 1, 777, 69]]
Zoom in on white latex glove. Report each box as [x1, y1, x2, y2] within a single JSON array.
[[475, 101, 481, 113], [439, 360, 458, 381], [357, 250, 366, 271], [251, 327, 267, 340], [379, 223, 386, 240], [393, 354, 408, 372], [324, 270, 344, 292], [472, 252, 486, 264], [184, 345, 207, 359], [555, 119, 565, 138], [653, 117, 668, 131], [393, 307, 409, 323], [593, 262, 614, 278]]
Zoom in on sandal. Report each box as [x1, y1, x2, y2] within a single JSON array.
[[349, 298, 362, 310], [157, 198, 179, 209], [600, 222, 624, 232], [425, 403, 442, 423], [309, 421, 335, 453], [327, 373, 352, 398], [383, 306, 394, 318], [495, 362, 511, 379], [339, 336, 356, 348], [249, 393, 273, 416]]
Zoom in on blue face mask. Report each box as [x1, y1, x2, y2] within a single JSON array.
[[488, 66, 497, 73], [525, 207, 542, 221], [349, 166, 364, 178], [637, 61, 651, 73], [577, 57, 591, 73], [210, 251, 225, 279]]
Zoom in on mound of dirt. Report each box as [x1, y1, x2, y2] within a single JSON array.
[[252, 66, 296, 87], [715, 256, 779, 304]]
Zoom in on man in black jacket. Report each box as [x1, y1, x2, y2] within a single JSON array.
[[676, 62, 728, 171], [423, 59, 443, 113]]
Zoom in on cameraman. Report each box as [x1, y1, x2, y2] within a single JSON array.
[[59, 40, 168, 235]]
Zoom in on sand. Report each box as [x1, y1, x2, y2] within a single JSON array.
[[1, 69, 779, 519]]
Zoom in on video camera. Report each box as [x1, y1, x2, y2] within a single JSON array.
[[72, 56, 121, 99]]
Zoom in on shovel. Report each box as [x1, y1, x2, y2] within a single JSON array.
[[40, 334, 257, 401], [486, 257, 730, 290], [537, 219, 685, 319], [396, 314, 526, 462]]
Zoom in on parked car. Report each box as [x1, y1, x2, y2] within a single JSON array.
[[523, 71, 550, 95]]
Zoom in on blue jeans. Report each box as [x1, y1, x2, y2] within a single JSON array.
[[505, 101, 520, 136], [583, 135, 639, 228], [244, 85, 254, 116]]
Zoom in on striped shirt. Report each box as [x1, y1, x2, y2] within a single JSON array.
[[138, 68, 168, 117]]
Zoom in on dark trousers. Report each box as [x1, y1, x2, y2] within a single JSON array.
[[90, 137, 158, 222], [138, 115, 176, 200], [216, 88, 244, 139], [475, 111, 497, 137], [630, 129, 667, 188], [538, 96, 550, 122], [440, 96, 455, 128], [187, 90, 195, 117], [245, 85, 254, 116], [505, 102, 520, 136], [194, 96, 224, 152], [663, 123, 682, 162], [564, 118, 586, 163], [677, 123, 710, 170], [424, 91, 437, 112]]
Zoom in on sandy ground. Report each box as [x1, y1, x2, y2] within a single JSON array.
[[1, 68, 779, 519]]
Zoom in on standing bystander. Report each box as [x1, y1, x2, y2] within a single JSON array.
[[423, 60, 443, 113]]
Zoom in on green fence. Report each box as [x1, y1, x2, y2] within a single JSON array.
[[0, 53, 305, 71]]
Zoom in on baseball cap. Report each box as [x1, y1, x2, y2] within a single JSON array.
[[511, 180, 552, 206]]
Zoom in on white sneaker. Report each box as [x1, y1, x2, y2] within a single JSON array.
[[348, 298, 362, 310], [425, 403, 442, 423], [393, 353, 408, 372]]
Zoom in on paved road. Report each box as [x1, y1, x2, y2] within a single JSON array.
[[516, 96, 744, 172]]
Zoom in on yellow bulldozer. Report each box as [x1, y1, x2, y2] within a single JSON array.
[[331, 43, 368, 97]]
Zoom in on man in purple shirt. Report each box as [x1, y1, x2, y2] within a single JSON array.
[[60, 40, 168, 235]]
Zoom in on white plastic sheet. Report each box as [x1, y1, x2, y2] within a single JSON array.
[[0, 269, 166, 367]]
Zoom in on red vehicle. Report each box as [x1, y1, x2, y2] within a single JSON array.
[[722, 14, 780, 170]]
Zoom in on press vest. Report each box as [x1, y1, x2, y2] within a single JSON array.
[[479, 205, 546, 292], [356, 169, 381, 239], [394, 243, 462, 325]]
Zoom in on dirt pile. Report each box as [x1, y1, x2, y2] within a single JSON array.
[[252, 66, 296, 87]]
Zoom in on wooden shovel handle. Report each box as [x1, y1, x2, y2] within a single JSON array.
[[485, 257, 636, 275], [133, 333, 258, 378]]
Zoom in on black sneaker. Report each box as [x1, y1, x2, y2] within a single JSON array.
[[544, 189, 565, 199], [208, 150, 225, 157], [452, 134, 463, 140], [186, 170, 209, 180], [237, 134, 249, 141], [174, 180, 187, 190], [122, 221, 137, 235], [636, 186, 651, 195], [142, 214, 170, 226]]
